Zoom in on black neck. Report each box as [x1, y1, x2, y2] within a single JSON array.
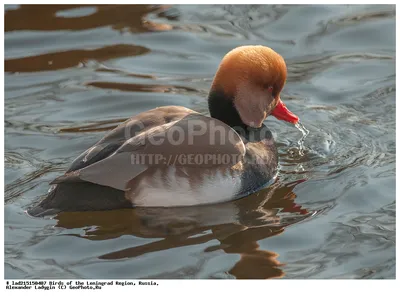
[[208, 89, 272, 141], [208, 89, 246, 129]]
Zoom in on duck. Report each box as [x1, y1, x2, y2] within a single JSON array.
[[27, 45, 299, 217]]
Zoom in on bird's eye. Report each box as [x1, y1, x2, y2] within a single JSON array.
[[266, 86, 273, 93]]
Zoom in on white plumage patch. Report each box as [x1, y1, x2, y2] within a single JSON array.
[[128, 166, 242, 207]]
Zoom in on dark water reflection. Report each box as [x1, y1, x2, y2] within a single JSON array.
[[54, 182, 309, 279], [4, 4, 395, 279]]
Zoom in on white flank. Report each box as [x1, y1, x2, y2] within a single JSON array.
[[129, 166, 242, 207]]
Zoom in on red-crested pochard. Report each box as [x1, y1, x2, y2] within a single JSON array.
[[28, 45, 298, 217]]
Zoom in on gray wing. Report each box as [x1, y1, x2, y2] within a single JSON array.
[[53, 112, 246, 191], [65, 106, 195, 173]]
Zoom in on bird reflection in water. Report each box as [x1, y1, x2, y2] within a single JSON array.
[[54, 179, 313, 279]]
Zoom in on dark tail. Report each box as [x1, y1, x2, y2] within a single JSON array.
[[27, 182, 132, 217]]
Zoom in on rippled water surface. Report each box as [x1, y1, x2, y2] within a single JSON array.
[[4, 5, 395, 279]]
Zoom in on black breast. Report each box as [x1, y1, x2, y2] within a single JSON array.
[[235, 125, 278, 197]]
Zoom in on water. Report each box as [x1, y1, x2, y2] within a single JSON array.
[[295, 121, 309, 157], [4, 4, 395, 279]]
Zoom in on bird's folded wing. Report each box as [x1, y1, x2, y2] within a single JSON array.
[[52, 113, 246, 191]]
